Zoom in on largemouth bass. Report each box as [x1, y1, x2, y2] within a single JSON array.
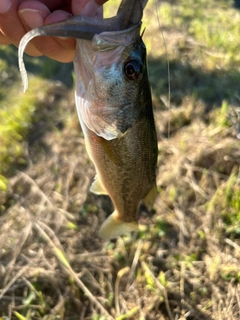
[[18, 0, 158, 239]]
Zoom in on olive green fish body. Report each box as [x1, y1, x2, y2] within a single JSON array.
[[83, 98, 157, 221], [18, 0, 157, 239], [76, 36, 158, 239]]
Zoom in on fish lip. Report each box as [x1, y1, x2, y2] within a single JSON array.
[[91, 22, 141, 52], [97, 22, 141, 37], [96, 21, 141, 36]]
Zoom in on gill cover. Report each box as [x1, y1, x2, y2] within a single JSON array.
[[74, 25, 142, 140]]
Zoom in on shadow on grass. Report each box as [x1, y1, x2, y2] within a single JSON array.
[[148, 55, 240, 111], [0, 45, 74, 177], [234, 0, 240, 8]]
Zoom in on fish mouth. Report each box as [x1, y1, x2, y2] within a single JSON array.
[[18, 0, 148, 92]]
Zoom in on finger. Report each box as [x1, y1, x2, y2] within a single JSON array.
[[34, 10, 76, 62], [18, 1, 50, 28], [19, 0, 72, 13], [18, 0, 107, 62], [19, 2, 75, 62], [0, 0, 40, 54], [0, 31, 11, 44]]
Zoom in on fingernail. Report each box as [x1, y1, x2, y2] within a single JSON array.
[[19, 9, 44, 29], [0, 0, 12, 14]]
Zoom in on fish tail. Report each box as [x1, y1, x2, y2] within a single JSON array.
[[99, 211, 139, 240]]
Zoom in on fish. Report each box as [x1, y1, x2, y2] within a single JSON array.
[[18, 0, 158, 239]]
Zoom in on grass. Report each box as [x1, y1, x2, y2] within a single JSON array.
[[0, 0, 240, 319], [0, 46, 73, 180], [0, 77, 52, 177]]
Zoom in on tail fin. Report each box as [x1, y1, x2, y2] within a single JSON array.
[[99, 211, 139, 240]]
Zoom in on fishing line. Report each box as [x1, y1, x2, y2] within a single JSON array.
[[153, 0, 171, 139]]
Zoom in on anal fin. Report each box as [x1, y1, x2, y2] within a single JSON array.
[[85, 140, 93, 162], [98, 138, 122, 167]]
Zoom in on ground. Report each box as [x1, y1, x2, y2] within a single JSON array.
[[0, 0, 240, 319]]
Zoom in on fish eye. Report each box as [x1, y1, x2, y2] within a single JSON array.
[[124, 60, 142, 81]]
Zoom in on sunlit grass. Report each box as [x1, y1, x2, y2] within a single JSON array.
[[155, 0, 240, 68], [0, 0, 240, 318], [0, 77, 55, 177]]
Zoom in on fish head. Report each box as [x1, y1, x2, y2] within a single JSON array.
[[75, 25, 150, 140], [18, 0, 148, 93]]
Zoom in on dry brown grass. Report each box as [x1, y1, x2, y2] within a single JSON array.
[[1, 90, 239, 319], [1, 0, 240, 319]]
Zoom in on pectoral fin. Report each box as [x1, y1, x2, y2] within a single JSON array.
[[85, 140, 93, 161], [99, 211, 139, 239], [142, 184, 158, 211], [90, 176, 108, 195], [98, 138, 122, 167]]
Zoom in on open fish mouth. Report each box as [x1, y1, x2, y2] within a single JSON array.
[[18, 0, 148, 92]]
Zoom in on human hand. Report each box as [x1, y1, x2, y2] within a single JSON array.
[[0, 0, 107, 62]]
